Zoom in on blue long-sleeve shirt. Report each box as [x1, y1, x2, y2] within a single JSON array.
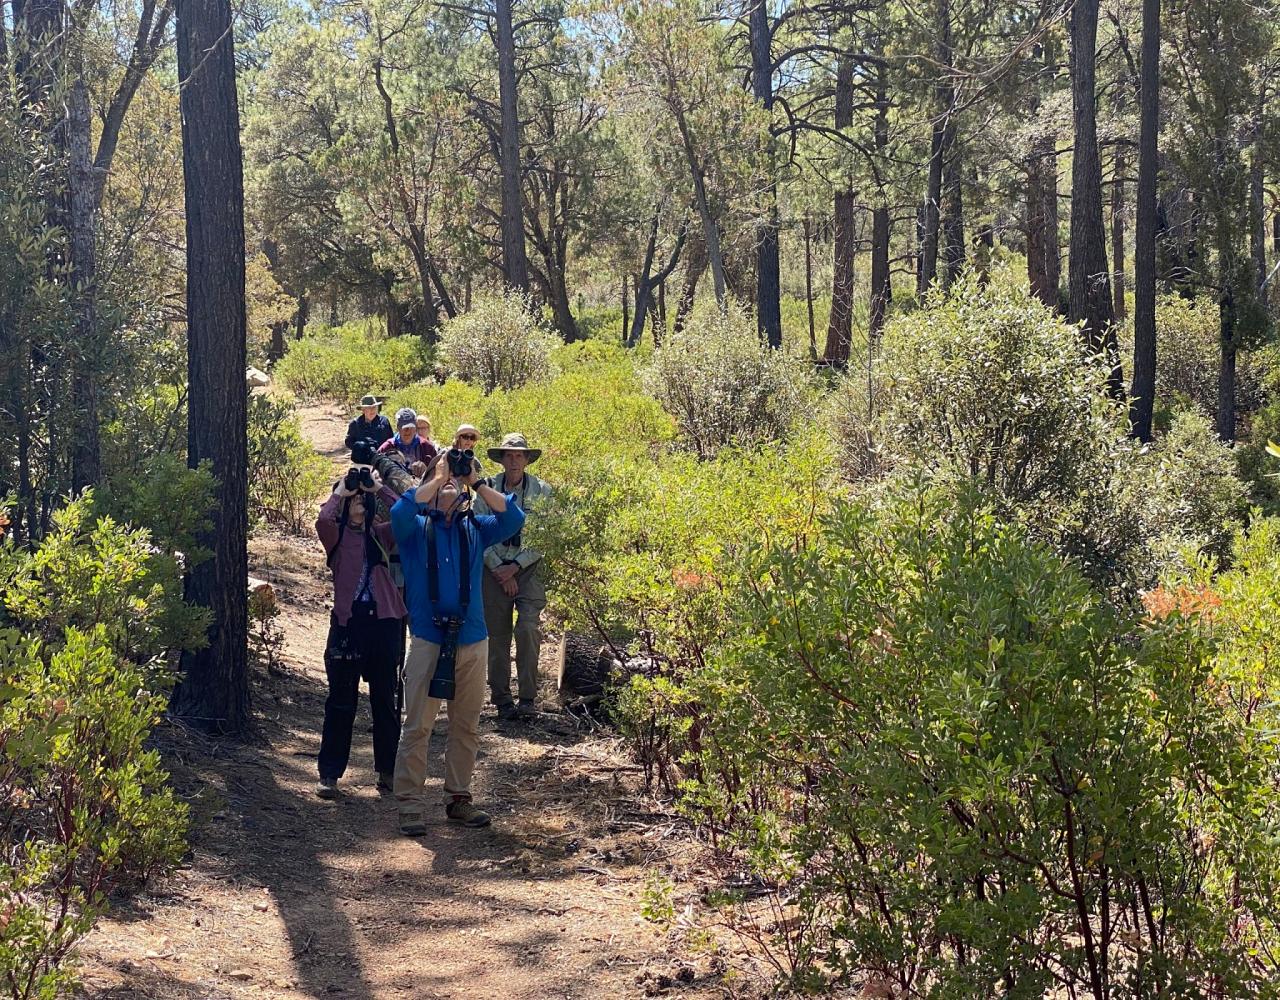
[[390, 491, 525, 645]]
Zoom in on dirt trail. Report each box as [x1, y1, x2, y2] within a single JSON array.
[[76, 402, 758, 1000]]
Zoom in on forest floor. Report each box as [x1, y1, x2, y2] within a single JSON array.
[[74, 402, 772, 1000]]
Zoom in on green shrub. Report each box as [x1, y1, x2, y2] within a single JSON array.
[[1137, 408, 1250, 566], [1236, 377, 1280, 515], [1136, 294, 1270, 418], [673, 486, 1280, 994], [876, 271, 1250, 591], [436, 291, 559, 394], [644, 300, 816, 459], [0, 500, 189, 999], [274, 321, 432, 401], [879, 269, 1123, 509], [7, 492, 210, 663], [247, 392, 333, 533], [390, 343, 675, 474]]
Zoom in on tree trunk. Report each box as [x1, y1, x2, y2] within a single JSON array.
[[1068, 0, 1122, 397], [941, 144, 965, 289], [750, 0, 781, 347], [1217, 285, 1236, 441], [621, 274, 629, 343], [69, 75, 100, 492], [920, 123, 945, 294], [548, 266, 577, 342], [1250, 109, 1266, 293], [171, 0, 250, 734], [494, 0, 528, 291], [1112, 139, 1127, 320], [869, 53, 892, 341], [671, 100, 728, 308], [825, 48, 855, 366], [269, 322, 288, 363], [1130, 0, 1159, 441], [1026, 134, 1062, 309], [1131, 0, 1162, 440], [803, 215, 816, 360], [675, 232, 707, 333], [919, 0, 954, 295]]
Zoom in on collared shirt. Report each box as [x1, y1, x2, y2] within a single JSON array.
[[390, 491, 525, 644], [315, 486, 407, 625], [377, 434, 438, 467], [472, 471, 553, 571], [345, 413, 393, 450]]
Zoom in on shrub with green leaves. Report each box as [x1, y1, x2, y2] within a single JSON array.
[[1139, 294, 1270, 419], [274, 320, 432, 401], [1235, 370, 1280, 514], [674, 486, 1280, 994], [644, 301, 816, 459], [247, 392, 333, 533], [876, 271, 1250, 591], [436, 291, 559, 394], [0, 499, 189, 999], [390, 341, 675, 474], [7, 491, 211, 664]]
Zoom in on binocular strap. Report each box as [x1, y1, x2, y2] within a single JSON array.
[[425, 516, 471, 616], [425, 517, 470, 700]]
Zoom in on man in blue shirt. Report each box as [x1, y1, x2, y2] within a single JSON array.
[[389, 452, 524, 834]]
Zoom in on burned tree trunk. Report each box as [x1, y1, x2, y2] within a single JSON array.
[[170, 0, 250, 734], [1068, 0, 1123, 398]]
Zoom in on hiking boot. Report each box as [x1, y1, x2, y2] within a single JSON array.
[[314, 777, 338, 800], [376, 772, 394, 795], [445, 798, 491, 828], [516, 700, 538, 720], [496, 702, 520, 722], [399, 808, 427, 837]]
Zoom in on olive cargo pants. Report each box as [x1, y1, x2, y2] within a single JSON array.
[[483, 564, 547, 706]]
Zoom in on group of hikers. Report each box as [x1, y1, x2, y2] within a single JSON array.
[[314, 393, 553, 834]]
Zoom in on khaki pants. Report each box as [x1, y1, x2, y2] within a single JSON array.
[[394, 635, 488, 806], [483, 565, 547, 706]]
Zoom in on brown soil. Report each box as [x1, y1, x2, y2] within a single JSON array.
[[74, 400, 770, 1000]]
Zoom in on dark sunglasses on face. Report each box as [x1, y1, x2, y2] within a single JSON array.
[[458, 433, 477, 442]]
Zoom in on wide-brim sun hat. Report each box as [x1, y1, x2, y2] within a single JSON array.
[[356, 393, 384, 409], [487, 432, 541, 463]]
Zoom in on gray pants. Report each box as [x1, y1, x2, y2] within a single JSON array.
[[483, 564, 547, 706]]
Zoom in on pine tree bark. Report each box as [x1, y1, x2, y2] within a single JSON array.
[[1068, 0, 1123, 397], [941, 147, 965, 288], [1130, 0, 1159, 441], [1112, 140, 1127, 320], [1026, 134, 1062, 308], [171, 0, 250, 734], [1250, 106, 1266, 293], [750, 0, 781, 347], [69, 75, 101, 492], [674, 232, 708, 333], [824, 48, 856, 366], [918, 0, 954, 294], [495, 0, 528, 291], [869, 53, 892, 340]]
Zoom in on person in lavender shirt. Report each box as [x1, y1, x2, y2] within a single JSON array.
[[313, 468, 406, 799]]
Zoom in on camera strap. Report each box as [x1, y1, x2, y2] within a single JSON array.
[[425, 515, 471, 619]]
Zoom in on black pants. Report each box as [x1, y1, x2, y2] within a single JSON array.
[[318, 613, 401, 780]]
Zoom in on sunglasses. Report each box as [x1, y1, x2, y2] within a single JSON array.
[[458, 433, 478, 442]]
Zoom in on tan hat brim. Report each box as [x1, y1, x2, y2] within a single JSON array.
[[488, 447, 541, 463]]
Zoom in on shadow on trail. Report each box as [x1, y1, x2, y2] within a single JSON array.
[[170, 660, 607, 997]]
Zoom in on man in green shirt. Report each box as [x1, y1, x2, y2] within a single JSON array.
[[473, 433, 553, 721]]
